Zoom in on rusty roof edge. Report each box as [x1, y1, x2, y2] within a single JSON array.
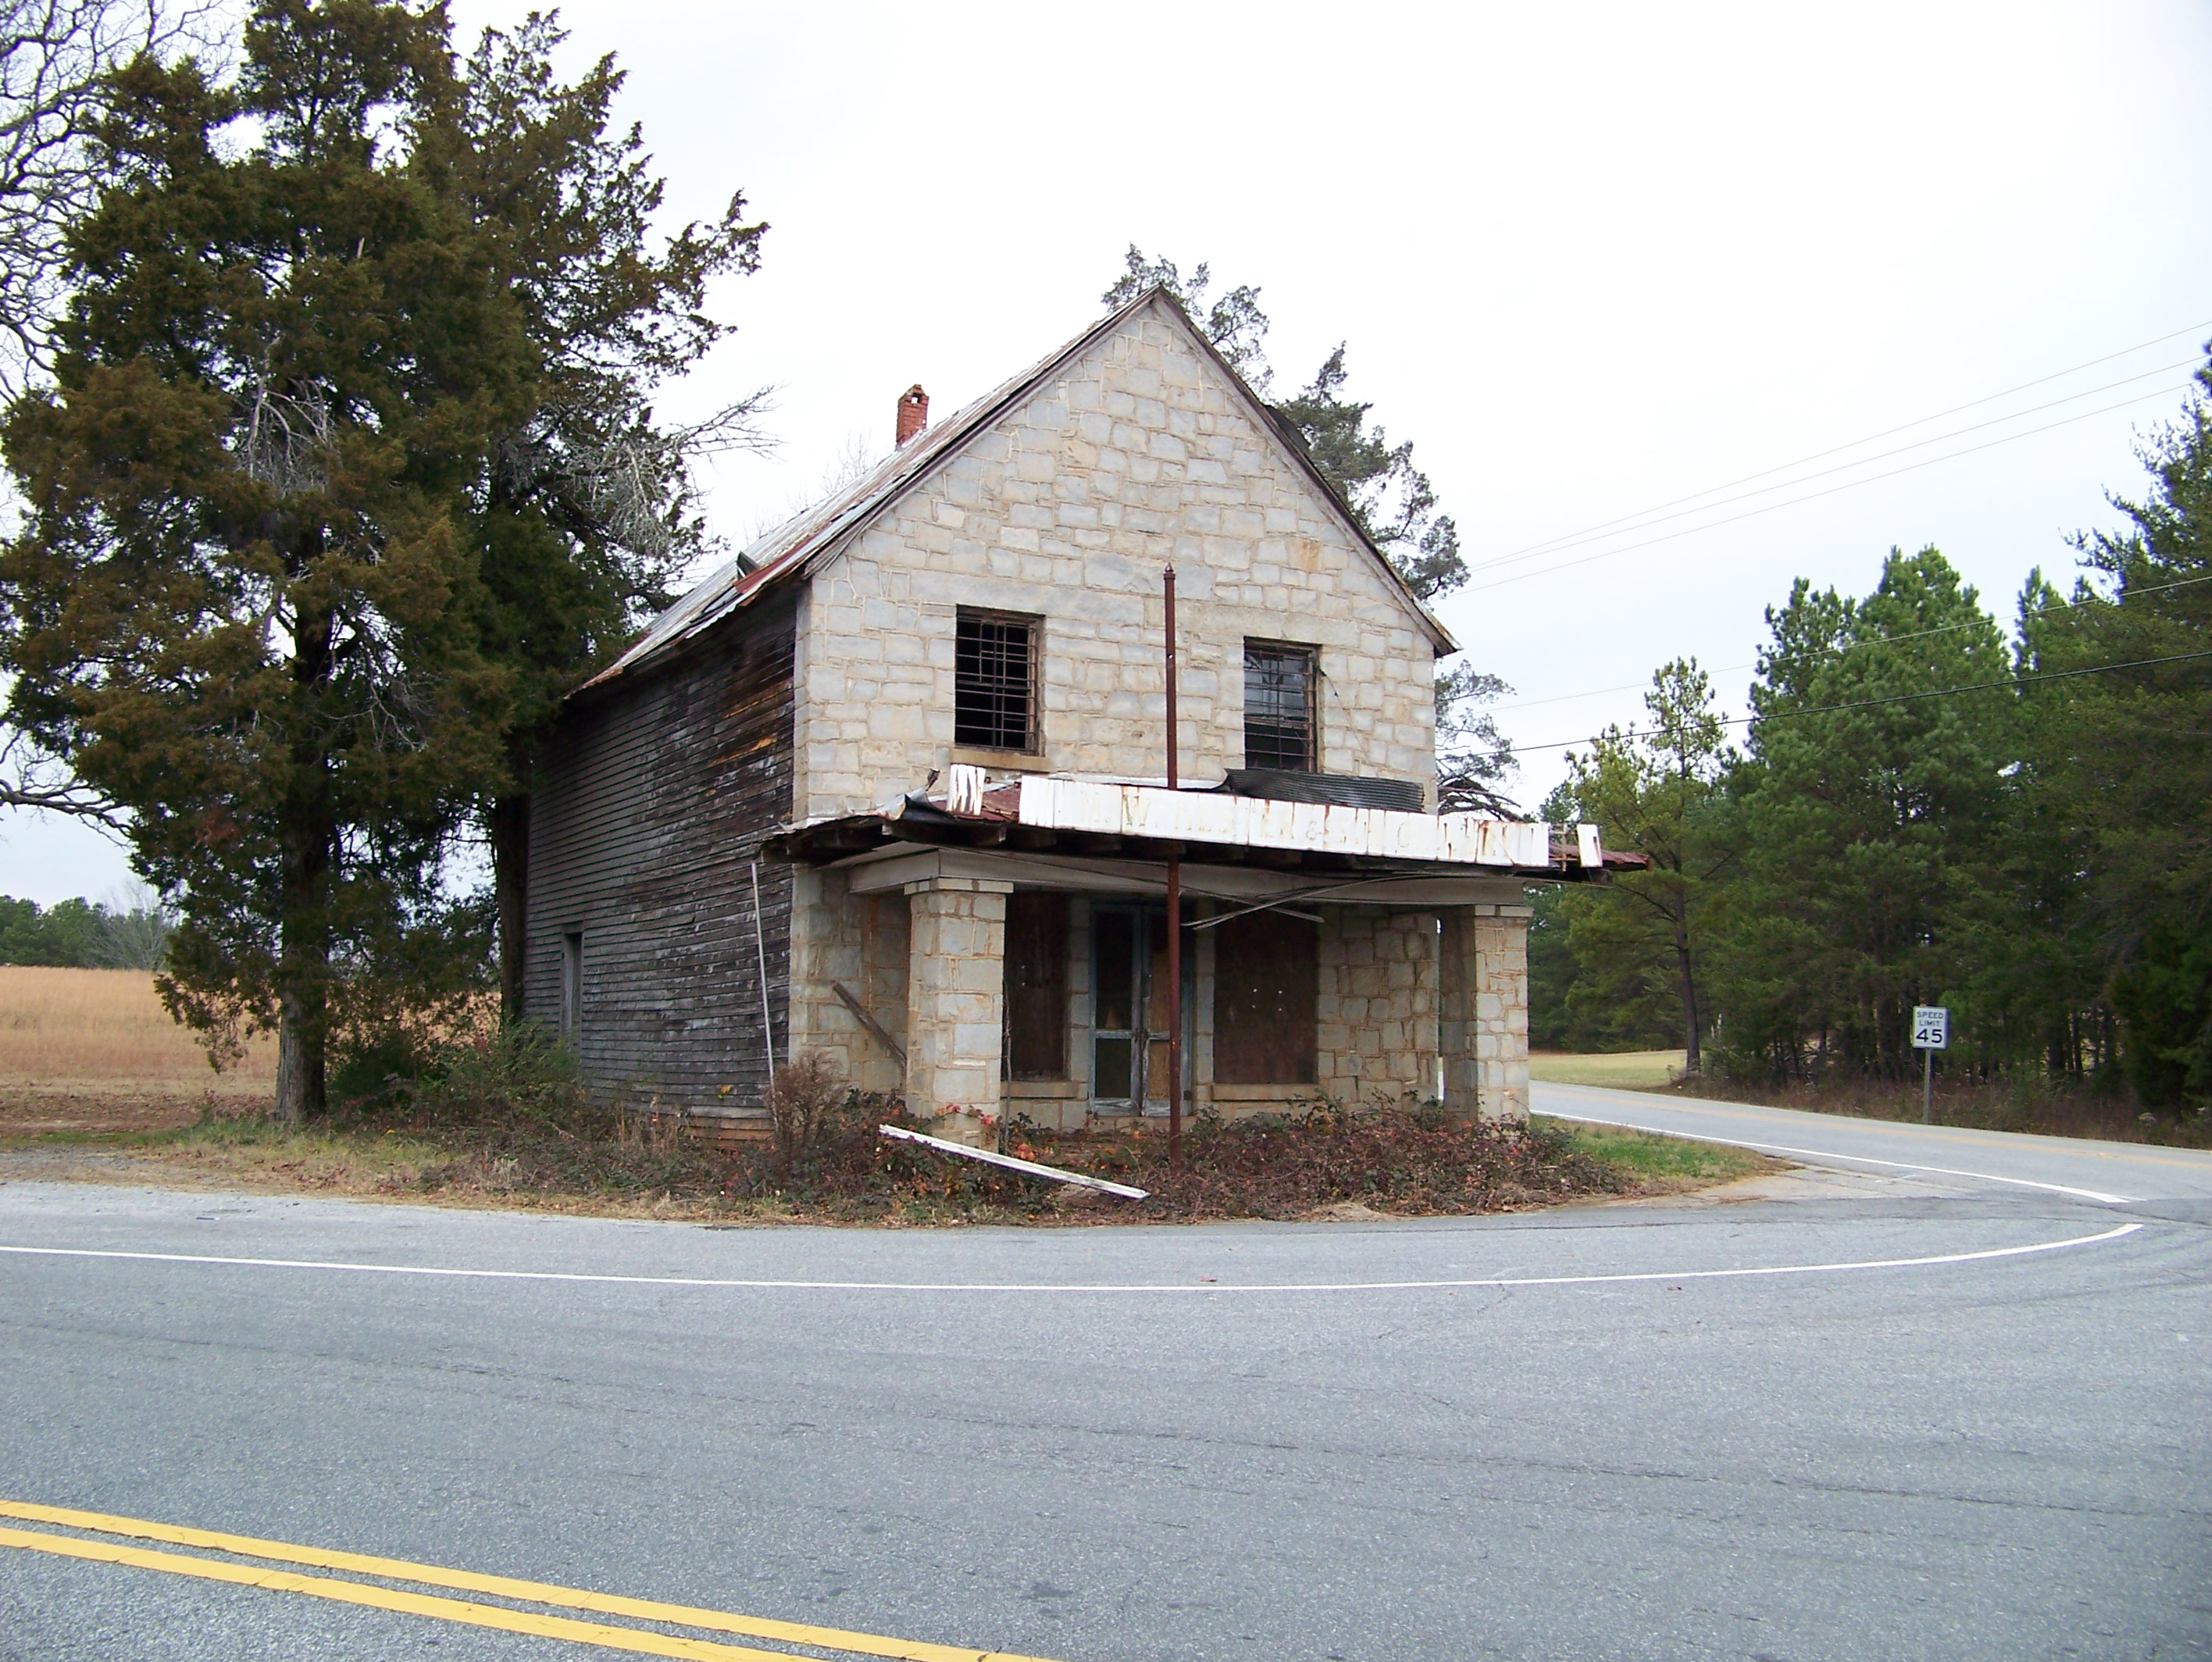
[[576, 290, 1172, 697]]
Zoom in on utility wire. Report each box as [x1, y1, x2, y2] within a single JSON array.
[[1465, 358, 2200, 580], [1485, 572, 2212, 716], [1511, 649, 2212, 758], [1470, 318, 2212, 573], [1462, 383, 2196, 596]]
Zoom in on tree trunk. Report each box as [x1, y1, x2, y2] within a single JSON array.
[[273, 584, 334, 1124], [493, 791, 530, 1024], [1674, 907, 1700, 1075], [273, 822, 332, 1121]]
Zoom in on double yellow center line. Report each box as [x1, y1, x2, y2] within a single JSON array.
[[0, 1500, 1061, 1662]]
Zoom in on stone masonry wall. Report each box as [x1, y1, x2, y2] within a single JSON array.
[[1316, 907, 1442, 1103], [792, 296, 1440, 820], [904, 877, 1009, 1141], [787, 868, 908, 1098], [1440, 906, 1532, 1121]]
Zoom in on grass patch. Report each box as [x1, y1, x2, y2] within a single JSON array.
[[1533, 1115, 1771, 1187], [1659, 1072, 2212, 1149], [1529, 1050, 1686, 1090]]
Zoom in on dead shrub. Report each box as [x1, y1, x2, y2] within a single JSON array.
[[765, 1053, 849, 1175], [723, 1099, 1623, 1223]]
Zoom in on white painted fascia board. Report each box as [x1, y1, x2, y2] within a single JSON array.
[[1016, 777, 1557, 869]]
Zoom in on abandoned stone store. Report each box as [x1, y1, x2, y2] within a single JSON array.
[[522, 288, 1630, 1140]]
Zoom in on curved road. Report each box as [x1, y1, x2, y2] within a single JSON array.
[[1536, 1079, 2212, 1210], [0, 1094, 2207, 1662]]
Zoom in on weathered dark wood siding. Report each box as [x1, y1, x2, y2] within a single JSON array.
[[524, 598, 795, 1115]]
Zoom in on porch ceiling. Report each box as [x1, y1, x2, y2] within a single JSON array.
[[821, 843, 1538, 911]]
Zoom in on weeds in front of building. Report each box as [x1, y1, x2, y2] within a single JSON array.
[[143, 1039, 1635, 1224]]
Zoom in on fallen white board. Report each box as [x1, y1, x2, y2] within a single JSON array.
[[878, 1124, 1151, 1200]]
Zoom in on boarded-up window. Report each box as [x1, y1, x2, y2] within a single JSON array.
[[1213, 911, 1317, 1084], [1005, 891, 1069, 1079]]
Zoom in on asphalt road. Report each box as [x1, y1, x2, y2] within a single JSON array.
[[1533, 1080, 2212, 1211], [0, 1094, 2207, 1662]]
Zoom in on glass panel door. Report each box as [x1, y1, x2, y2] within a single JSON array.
[[1091, 903, 1190, 1117], [1092, 907, 1136, 1108]]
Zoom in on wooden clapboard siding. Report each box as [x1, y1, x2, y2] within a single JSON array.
[[524, 597, 797, 1115]]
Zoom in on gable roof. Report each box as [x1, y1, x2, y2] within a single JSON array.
[[581, 289, 1456, 693]]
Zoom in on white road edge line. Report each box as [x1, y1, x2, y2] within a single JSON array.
[[0, 1223, 2143, 1293], [1544, 1110, 2139, 1204]]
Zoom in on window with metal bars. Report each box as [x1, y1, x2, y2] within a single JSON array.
[[1243, 640, 1318, 771], [954, 608, 1039, 751]]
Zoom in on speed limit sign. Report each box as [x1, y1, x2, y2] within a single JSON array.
[[1911, 1006, 1949, 1050]]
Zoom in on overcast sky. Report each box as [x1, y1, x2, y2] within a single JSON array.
[[9, 1, 2211, 903]]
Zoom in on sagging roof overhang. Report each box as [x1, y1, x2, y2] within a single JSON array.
[[766, 776, 1646, 886]]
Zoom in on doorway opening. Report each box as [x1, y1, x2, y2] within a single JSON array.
[[1090, 901, 1190, 1117]]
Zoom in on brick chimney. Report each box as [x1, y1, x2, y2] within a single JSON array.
[[896, 384, 929, 447]]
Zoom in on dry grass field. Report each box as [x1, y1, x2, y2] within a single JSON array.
[[0, 967, 274, 1135]]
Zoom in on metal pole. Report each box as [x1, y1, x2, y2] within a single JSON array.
[[1163, 565, 1177, 794], [1163, 566, 1183, 1171], [1921, 1044, 1932, 1125]]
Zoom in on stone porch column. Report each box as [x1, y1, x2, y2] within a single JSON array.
[[1440, 904, 1532, 1122], [904, 876, 1011, 1145]]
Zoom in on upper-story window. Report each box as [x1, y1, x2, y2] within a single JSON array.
[[1243, 640, 1318, 772], [955, 608, 1040, 752]]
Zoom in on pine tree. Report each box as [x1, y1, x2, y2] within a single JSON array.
[[1716, 549, 2014, 1079], [2016, 360, 2212, 1106], [1543, 660, 1732, 1070]]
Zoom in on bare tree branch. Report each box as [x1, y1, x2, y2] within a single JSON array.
[[0, 723, 123, 825], [0, 0, 227, 395]]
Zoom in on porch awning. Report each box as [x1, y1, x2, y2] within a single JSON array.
[[766, 772, 1644, 886]]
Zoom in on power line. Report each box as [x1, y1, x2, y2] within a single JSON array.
[[1463, 382, 2196, 596], [1486, 572, 2212, 717], [1509, 648, 2212, 758], [1465, 358, 2200, 580], [1469, 318, 2212, 575]]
